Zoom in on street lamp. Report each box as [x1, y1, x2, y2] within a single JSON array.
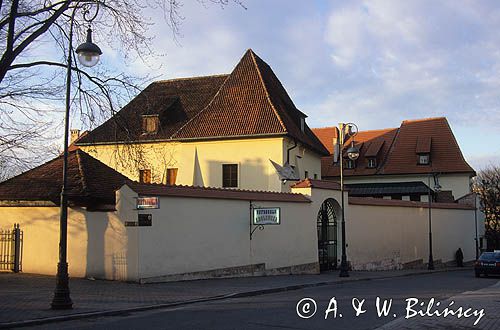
[[51, 2, 102, 310], [427, 173, 440, 271], [338, 123, 359, 277]]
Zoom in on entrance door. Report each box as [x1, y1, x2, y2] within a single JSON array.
[[317, 199, 338, 271]]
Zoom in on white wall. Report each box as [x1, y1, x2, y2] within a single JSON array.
[[0, 206, 133, 280], [348, 201, 479, 270]]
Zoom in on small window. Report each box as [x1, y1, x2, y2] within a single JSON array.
[[139, 169, 151, 184], [300, 117, 305, 132], [314, 174, 318, 179], [391, 195, 402, 200], [367, 158, 377, 168], [142, 115, 159, 134], [222, 164, 238, 188], [166, 168, 178, 185], [345, 159, 355, 169], [305, 170, 309, 179], [418, 154, 430, 165]]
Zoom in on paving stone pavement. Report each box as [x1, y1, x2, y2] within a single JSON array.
[[376, 280, 500, 330], [0, 267, 474, 327]]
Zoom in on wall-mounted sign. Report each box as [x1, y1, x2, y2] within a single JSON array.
[[138, 214, 153, 226], [137, 197, 159, 210], [253, 207, 280, 225]]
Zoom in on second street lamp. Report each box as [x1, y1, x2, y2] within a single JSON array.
[[339, 123, 359, 278], [51, 2, 102, 310]]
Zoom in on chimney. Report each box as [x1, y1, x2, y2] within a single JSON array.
[[70, 129, 81, 144]]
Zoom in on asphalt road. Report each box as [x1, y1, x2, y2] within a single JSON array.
[[28, 270, 499, 330]]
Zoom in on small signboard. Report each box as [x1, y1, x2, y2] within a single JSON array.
[[253, 207, 280, 225], [136, 197, 159, 210], [138, 214, 153, 226]]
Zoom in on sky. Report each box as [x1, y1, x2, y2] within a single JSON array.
[[95, 0, 500, 171]]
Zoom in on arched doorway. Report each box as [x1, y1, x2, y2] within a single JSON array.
[[317, 198, 340, 271]]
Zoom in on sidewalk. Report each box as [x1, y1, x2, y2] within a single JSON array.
[[0, 267, 469, 328]]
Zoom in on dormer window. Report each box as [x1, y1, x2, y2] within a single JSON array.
[[300, 117, 305, 132], [367, 158, 377, 168], [142, 115, 159, 134], [418, 153, 430, 165], [345, 159, 355, 169]]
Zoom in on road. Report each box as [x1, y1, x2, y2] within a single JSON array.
[[28, 270, 499, 330]]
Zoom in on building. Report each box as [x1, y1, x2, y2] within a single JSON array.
[[312, 117, 475, 202], [0, 50, 484, 280], [75, 49, 328, 192]]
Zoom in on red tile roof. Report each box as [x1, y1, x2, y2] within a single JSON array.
[[313, 118, 475, 178], [78, 50, 328, 156], [349, 196, 475, 210], [291, 178, 342, 190], [128, 182, 311, 203], [0, 150, 128, 207]]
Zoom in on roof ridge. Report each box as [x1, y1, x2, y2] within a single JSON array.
[[75, 150, 89, 195], [169, 73, 232, 139], [154, 74, 229, 84], [248, 50, 288, 132], [401, 117, 446, 124], [376, 126, 401, 174]]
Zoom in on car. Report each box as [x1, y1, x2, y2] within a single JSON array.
[[474, 251, 500, 277]]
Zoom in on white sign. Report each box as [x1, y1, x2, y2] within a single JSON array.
[[136, 197, 159, 209], [253, 207, 280, 225]]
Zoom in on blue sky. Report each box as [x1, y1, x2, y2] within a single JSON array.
[[97, 0, 500, 170]]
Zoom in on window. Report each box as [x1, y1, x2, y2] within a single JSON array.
[[367, 158, 377, 168], [300, 117, 305, 132], [391, 195, 402, 200], [142, 115, 159, 134], [222, 164, 238, 188], [345, 159, 355, 169], [139, 169, 151, 184], [305, 170, 309, 179], [418, 154, 430, 165], [166, 168, 178, 185], [314, 174, 318, 179]]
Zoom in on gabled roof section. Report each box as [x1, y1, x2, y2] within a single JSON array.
[[78, 49, 329, 155], [0, 150, 128, 207], [314, 117, 475, 178], [317, 127, 398, 177], [381, 117, 475, 175], [77, 75, 229, 144]]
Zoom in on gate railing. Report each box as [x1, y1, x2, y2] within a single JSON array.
[[0, 224, 23, 272]]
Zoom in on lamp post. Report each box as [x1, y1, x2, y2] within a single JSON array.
[[427, 173, 440, 271], [338, 123, 360, 278], [51, 2, 102, 310]]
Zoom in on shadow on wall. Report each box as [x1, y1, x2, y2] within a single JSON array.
[[193, 147, 204, 187]]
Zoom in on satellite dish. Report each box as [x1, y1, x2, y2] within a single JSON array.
[[270, 159, 300, 181]]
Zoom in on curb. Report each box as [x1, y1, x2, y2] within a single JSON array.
[[0, 267, 471, 329]]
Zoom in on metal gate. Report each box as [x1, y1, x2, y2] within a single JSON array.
[[317, 199, 338, 271], [0, 224, 23, 272]]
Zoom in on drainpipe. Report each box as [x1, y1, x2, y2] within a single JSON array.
[[286, 138, 297, 164]]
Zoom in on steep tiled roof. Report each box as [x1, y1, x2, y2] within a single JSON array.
[[314, 118, 475, 178], [78, 50, 328, 156], [316, 128, 398, 177], [381, 118, 475, 175], [128, 182, 311, 203], [0, 150, 128, 207], [78, 75, 228, 144]]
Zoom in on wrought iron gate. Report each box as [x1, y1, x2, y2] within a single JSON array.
[[0, 224, 23, 272], [317, 199, 338, 271]]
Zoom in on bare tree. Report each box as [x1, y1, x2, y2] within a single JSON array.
[[474, 165, 500, 250], [0, 0, 245, 179]]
